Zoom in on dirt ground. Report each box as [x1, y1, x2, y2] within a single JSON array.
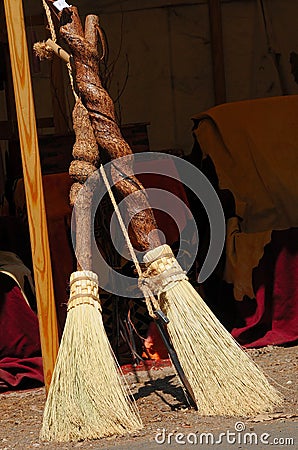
[[0, 345, 297, 449]]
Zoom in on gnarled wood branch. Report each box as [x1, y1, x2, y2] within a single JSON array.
[[60, 6, 161, 252]]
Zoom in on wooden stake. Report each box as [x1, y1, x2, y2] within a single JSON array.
[[3, 0, 59, 392]]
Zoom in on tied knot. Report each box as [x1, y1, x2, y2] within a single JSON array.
[[141, 253, 188, 297], [139, 246, 188, 319], [138, 278, 160, 319]]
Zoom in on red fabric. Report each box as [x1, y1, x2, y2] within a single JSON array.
[[231, 228, 298, 347], [14, 173, 75, 335], [0, 275, 43, 391], [38, 173, 75, 335], [143, 321, 169, 360]]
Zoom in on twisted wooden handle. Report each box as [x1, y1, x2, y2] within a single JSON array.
[[60, 7, 160, 252]]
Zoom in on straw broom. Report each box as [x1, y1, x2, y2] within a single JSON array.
[[40, 270, 142, 442], [141, 245, 282, 416], [59, 6, 282, 417], [39, 98, 142, 441]]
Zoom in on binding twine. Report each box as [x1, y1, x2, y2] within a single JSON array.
[[139, 247, 188, 317], [68, 271, 101, 312]]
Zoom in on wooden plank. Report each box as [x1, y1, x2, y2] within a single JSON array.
[[208, 0, 226, 105], [3, 0, 59, 392]]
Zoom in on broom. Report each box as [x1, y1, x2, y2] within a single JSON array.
[[39, 95, 142, 442], [59, 6, 282, 416], [141, 244, 282, 415]]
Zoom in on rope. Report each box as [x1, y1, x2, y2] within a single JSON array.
[[141, 264, 187, 296], [67, 62, 79, 101], [99, 166, 161, 318], [40, 1, 78, 101], [98, 166, 141, 277], [41, 0, 57, 43]]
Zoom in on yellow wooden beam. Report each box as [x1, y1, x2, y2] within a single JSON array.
[[3, 0, 59, 392]]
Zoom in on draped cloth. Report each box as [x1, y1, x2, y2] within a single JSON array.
[[0, 273, 43, 392], [231, 228, 298, 347], [192, 95, 298, 300], [14, 173, 75, 334]]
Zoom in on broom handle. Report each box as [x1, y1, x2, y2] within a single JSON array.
[[4, 0, 59, 392], [154, 313, 197, 410], [59, 7, 161, 253], [74, 197, 92, 271]]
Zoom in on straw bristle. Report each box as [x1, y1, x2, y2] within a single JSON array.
[[144, 246, 282, 416], [33, 41, 54, 60], [40, 271, 142, 442]]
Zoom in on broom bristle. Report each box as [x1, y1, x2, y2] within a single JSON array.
[[143, 245, 282, 416], [40, 271, 142, 442]]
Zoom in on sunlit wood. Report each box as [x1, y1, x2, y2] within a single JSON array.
[[3, 0, 59, 392]]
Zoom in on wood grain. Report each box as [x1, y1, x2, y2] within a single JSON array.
[[4, 0, 59, 392]]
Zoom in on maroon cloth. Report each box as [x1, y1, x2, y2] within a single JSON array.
[[14, 173, 75, 335], [231, 228, 298, 347], [0, 275, 43, 391]]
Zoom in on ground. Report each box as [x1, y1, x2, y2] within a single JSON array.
[[0, 345, 297, 449]]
